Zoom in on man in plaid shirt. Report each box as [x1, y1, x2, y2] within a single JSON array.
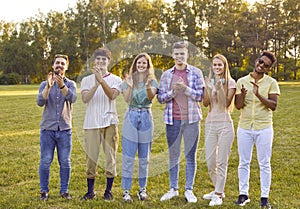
[[158, 41, 204, 203]]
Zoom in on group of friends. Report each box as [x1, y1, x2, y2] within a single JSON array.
[[36, 41, 280, 208]]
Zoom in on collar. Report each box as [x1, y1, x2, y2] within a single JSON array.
[[103, 72, 111, 78], [249, 72, 266, 83], [171, 64, 190, 73]]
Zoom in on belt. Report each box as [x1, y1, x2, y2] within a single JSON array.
[[129, 107, 149, 111]]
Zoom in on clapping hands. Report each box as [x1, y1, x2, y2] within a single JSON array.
[[172, 77, 186, 93], [92, 66, 103, 85], [125, 76, 133, 88], [145, 78, 153, 88]]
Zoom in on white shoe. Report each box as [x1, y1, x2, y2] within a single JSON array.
[[160, 188, 179, 201], [137, 188, 147, 201], [203, 191, 225, 199], [184, 190, 197, 203], [123, 190, 133, 202], [209, 194, 223, 206]]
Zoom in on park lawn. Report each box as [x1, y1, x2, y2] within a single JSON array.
[[0, 82, 299, 209]]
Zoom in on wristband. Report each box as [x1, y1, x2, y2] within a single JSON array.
[[60, 85, 66, 89]]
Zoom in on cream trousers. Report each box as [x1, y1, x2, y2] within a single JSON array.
[[205, 121, 234, 193]]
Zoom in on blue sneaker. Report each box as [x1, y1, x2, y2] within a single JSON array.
[[235, 194, 250, 206], [103, 190, 113, 201], [261, 197, 271, 209], [82, 192, 95, 200]]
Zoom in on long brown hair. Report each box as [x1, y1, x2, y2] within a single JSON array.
[[208, 54, 234, 110], [129, 53, 155, 88]]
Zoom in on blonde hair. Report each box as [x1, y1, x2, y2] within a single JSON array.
[[129, 53, 156, 88], [208, 54, 234, 111]]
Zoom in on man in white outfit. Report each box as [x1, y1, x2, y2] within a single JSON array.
[[235, 51, 280, 209]]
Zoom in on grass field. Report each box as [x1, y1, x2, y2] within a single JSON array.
[[0, 82, 299, 209]]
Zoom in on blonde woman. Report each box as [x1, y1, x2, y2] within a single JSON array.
[[202, 54, 236, 206], [121, 53, 158, 202]]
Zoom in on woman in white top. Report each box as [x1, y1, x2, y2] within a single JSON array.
[[202, 54, 236, 206]]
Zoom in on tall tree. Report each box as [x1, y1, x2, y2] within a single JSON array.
[[282, 0, 300, 80], [206, 0, 249, 67]]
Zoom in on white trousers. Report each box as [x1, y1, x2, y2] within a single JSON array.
[[237, 126, 273, 198]]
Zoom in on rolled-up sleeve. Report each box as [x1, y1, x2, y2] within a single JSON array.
[[65, 80, 77, 103], [184, 66, 204, 102], [157, 70, 174, 104], [36, 81, 47, 107]]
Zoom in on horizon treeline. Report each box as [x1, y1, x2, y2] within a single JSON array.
[[0, 0, 299, 84]]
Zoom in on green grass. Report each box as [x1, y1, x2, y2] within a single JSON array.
[[0, 82, 299, 209]]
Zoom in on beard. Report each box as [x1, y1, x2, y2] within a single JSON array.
[[54, 66, 64, 75]]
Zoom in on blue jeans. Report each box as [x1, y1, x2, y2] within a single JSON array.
[[166, 119, 200, 190], [39, 129, 72, 193], [122, 108, 153, 190]]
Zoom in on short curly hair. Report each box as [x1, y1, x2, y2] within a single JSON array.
[[260, 50, 277, 66]]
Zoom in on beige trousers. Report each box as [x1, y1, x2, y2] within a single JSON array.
[[205, 121, 234, 193], [84, 125, 119, 178]]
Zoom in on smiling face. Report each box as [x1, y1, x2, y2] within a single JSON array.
[[95, 55, 110, 71], [212, 58, 225, 76], [136, 56, 148, 73], [52, 57, 68, 76], [172, 48, 188, 67], [255, 55, 272, 74]]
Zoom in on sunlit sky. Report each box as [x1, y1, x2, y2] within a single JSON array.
[[0, 0, 78, 22], [0, 0, 257, 23]]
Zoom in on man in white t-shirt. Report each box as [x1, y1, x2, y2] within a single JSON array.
[[80, 48, 122, 201]]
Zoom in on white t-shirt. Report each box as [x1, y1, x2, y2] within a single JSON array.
[[81, 73, 122, 129]]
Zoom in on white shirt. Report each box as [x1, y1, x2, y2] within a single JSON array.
[[81, 73, 122, 129]]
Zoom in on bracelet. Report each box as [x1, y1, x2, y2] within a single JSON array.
[[60, 85, 66, 89]]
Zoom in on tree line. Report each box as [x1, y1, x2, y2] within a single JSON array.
[[0, 0, 299, 84]]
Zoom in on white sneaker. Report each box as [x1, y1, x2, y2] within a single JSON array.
[[209, 194, 223, 206], [160, 188, 179, 201], [203, 191, 225, 199], [137, 188, 148, 201], [123, 190, 133, 202], [184, 190, 197, 203]]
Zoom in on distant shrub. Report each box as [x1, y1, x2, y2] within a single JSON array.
[[230, 66, 253, 81], [0, 73, 21, 85], [75, 70, 93, 83]]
